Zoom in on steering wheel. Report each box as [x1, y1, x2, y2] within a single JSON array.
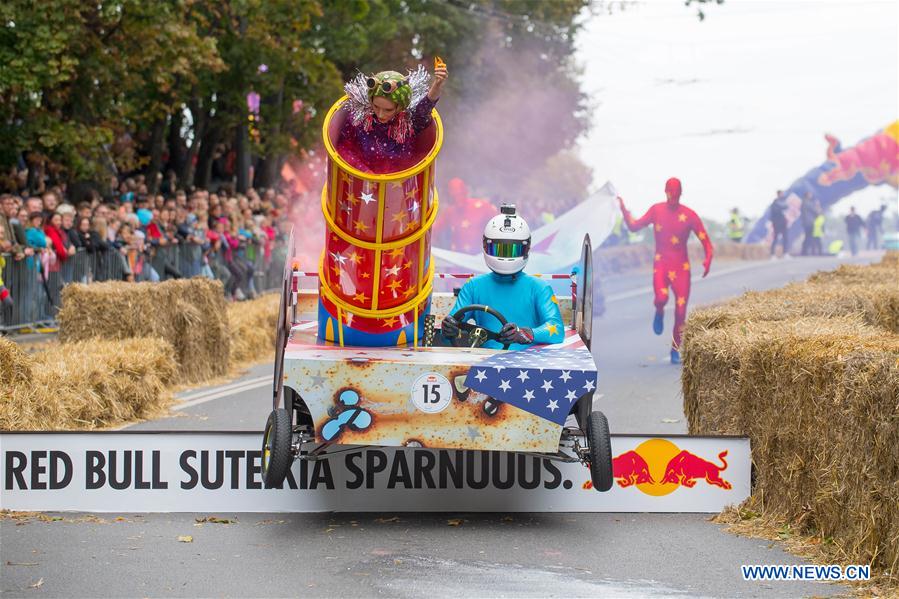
[[449, 304, 510, 349]]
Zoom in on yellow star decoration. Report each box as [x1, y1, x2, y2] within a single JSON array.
[[402, 286, 416, 299], [402, 260, 412, 270], [670, 235, 680, 245], [550, 295, 559, 304], [660, 287, 669, 296], [385, 280, 402, 293], [360, 272, 371, 279], [349, 252, 362, 265], [403, 221, 417, 233], [389, 181, 402, 190], [340, 172, 353, 187], [676, 297, 686, 307], [331, 234, 340, 242], [678, 213, 687, 222], [388, 247, 404, 259], [697, 231, 707, 240], [546, 323, 559, 335], [353, 291, 369, 303], [655, 223, 663, 232], [683, 261, 691, 270], [354, 219, 370, 233], [345, 190, 359, 205], [330, 263, 341, 278], [404, 187, 419, 201], [381, 316, 399, 328], [654, 253, 661, 262], [391, 212, 407, 224], [667, 271, 677, 281]]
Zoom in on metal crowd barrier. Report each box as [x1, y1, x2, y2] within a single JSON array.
[[0, 237, 287, 332]]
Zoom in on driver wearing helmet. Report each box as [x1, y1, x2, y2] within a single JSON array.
[[441, 205, 565, 350]]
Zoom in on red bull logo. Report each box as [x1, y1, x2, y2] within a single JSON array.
[[817, 122, 899, 188], [585, 438, 732, 496]]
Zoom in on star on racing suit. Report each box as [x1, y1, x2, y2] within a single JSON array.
[[446, 271, 565, 350]]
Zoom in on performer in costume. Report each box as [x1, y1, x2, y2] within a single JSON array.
[[618, 178, 713, 364], [337, 60, 448, 174], [441, 205, 565, 350]]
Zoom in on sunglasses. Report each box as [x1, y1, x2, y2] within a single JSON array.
[[366, 77, 407, 94]]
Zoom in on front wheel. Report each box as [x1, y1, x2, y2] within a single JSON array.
[[262, 408, 292, 489], [586, 411, 613, 492]]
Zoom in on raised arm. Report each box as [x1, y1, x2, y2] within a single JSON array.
[[618, 197, 655, 232]]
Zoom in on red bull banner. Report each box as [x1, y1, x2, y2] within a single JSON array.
[[1, 433, 749, 513]]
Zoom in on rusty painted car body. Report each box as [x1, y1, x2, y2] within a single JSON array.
[[272, 235, 597, 456]]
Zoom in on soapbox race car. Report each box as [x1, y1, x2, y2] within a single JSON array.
[[260, 235, 613, 493]]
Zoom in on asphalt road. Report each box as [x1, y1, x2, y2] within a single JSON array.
[[1, 252, 882, 598]]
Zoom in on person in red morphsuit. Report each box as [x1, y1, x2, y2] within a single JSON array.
[[439, 178, 498, 253], [618, 178, 713, 364]]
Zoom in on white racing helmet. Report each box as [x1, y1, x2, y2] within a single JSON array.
[[482, 204, 531, 275]]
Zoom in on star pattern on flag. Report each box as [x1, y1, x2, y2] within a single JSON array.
[[464, 348, 598, 426]]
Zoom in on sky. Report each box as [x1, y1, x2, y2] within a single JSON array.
[[575, 0, 898, 222]]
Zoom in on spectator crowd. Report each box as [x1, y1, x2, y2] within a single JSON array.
[[0, 175, 296, 326]]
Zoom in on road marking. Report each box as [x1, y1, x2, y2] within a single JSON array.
[[605, 260, 773, 303], [173, 376, 271, 411]]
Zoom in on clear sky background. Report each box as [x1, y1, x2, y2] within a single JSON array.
[[575, 0, 898, 222]]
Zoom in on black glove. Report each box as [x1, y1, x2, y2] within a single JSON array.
[[441, 314, 460, 339], [498, 322, 534, 345]]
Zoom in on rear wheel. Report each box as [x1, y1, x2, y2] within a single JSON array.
[[262, 408, 292, 489], [586, 411, 613, 492]]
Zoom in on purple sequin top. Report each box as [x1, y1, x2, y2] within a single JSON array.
[[337, 97, 438, 174]]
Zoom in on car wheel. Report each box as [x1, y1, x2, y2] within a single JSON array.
[[262, 408, 292, 489], [586, 411, 613, 492]]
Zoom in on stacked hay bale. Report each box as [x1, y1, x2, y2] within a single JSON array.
[[58, 279, 230, 383], [227, 293, 280, 365], [682, 253, 899, 579], [0, 336, 177, 430]]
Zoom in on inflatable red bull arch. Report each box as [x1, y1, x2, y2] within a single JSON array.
[[317, 96, 443, 346], [746, 121, 899, 243]]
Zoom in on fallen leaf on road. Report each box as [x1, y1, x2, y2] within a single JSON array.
[[114, 517, 127, 522], [30, 578, 43, 588], [6, 561, 38, 566], [501, 516, 514, 522], [177, 535, 193, 543], [195, 516, 235, 524], [375, 516, 400, 523], [446, 518, 464, 527]]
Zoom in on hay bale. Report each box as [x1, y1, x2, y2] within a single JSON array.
[[58, 279, 230, 383], [227, 293, 280, 366], [0, 337, 33, 389], [0, 337, 177, 430], [683, 313, 899, 577]]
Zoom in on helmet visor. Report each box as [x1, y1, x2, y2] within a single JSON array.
[[483, 238, 529, 259]]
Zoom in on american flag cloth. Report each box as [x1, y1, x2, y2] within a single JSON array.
[[464, 347, 598, 426]]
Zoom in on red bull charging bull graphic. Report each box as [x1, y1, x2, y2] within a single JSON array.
[[586, 438, 733, 496]]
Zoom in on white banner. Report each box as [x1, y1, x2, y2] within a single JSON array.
[[0, 432, 749, 513]]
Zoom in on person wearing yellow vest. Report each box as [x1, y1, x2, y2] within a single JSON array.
[[727, 208, 744, 242], [811, 213, 825, 256]]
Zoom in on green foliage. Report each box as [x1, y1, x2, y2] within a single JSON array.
[[1, 0, 718, 194]]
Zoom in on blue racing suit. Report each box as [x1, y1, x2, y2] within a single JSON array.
[[447, 272, 565, 350]]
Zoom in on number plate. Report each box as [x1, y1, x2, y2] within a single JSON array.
[[410, 372, 452, 413]]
